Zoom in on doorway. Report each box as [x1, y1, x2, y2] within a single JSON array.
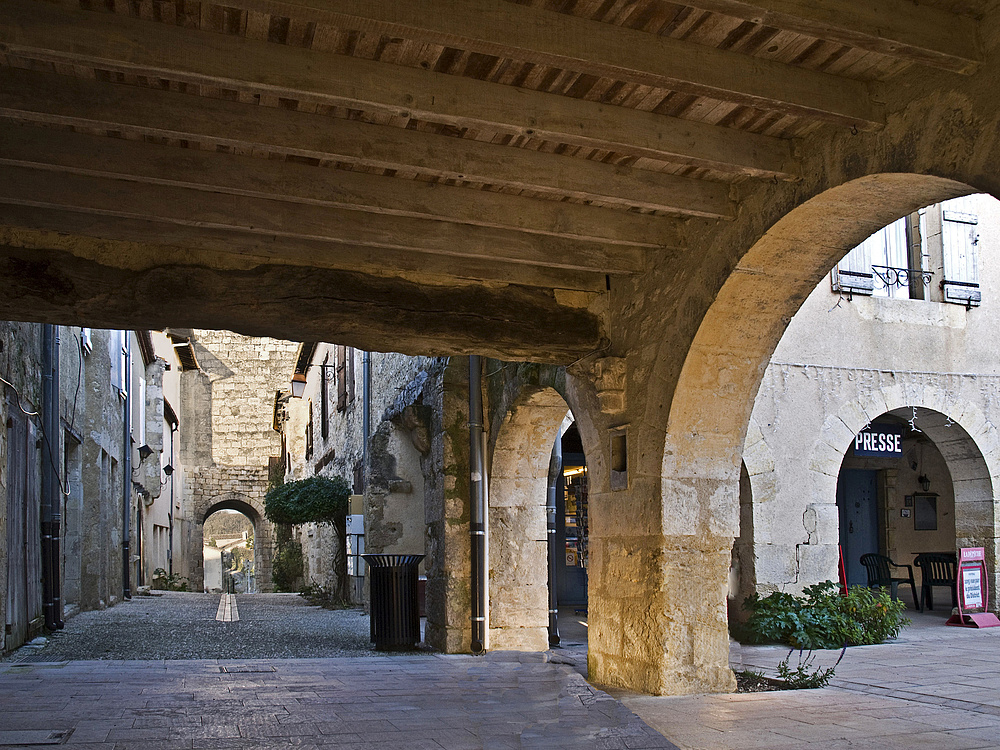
[[837, 469, 879, 586]]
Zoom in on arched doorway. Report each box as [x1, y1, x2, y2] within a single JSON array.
[[193, 495, 272, 593], [202, 508, 255, 593], [488, 385, 571, 651]]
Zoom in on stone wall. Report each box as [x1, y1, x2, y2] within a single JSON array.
[[177, 330, 299, 592], [740, 194, 1000, 610]]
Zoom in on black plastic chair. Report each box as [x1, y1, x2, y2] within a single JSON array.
[[913, 553, 958, 612], [859, 553, 920, 610]]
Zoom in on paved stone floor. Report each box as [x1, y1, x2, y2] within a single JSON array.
[[4, 594, 1000, 748], [615, 608, 1000, 749], [0, 595, 674, 749]]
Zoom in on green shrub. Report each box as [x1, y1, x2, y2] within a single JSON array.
[[271, 538, 304, 592], [739, 581, 909, 649], [264, 476, 351, 526], [151, 568, 189, 592]]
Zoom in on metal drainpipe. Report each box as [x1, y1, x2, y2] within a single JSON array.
[[546, 435, 562, 646], [168, 423, 177, 577], [122, 333, 132, 600], [362, 351, 371, 484], [40, 324, 63, 630], [469, 355, 488, 654]]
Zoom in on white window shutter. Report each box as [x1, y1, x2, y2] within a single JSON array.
[[941, 195, 981, 306], [832, 232, 874, 296]]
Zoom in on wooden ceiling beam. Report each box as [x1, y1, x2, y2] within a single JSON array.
[[0, 122, 693, 247], [202, 0, 881, 128], [686, 0, 980, 75], [0, 207, 610, 292], [0, 66, 733, 217], [0, 164, 645, 274], [0, 0, 799, 177]]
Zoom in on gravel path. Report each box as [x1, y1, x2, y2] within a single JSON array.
[[4, 591, 376, 662]]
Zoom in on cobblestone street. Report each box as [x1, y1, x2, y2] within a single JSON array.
[[4, 592, 374, 662]]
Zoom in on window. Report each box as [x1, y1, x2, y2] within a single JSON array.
[[940, 195, 981, 306], [320, 353, 330, 440], [833, 216, 922, 299], [336, 345, 348, 412], [111, 330, 128, 398], [305, 400, 313, 460]]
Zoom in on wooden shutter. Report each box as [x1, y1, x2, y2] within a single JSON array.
[[320, 354, 329, 440], [832, 234, 874, 296], [336, 345, 347, 412], [941, 196, 981, 306]]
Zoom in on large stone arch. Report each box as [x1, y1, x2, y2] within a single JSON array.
[[487, 385, 569, 651], [810, 393, 1000, 600], [188, 492, 273, 593]]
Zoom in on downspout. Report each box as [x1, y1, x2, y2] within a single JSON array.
[[469, 355, 488, 654], [546, 435, 562, 646], [362, 351, 371, 484], [40, 324, 63, 630], [168, 423, 177, 577], [122, 333, 132, 600]]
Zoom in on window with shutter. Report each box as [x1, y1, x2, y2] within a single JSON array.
[[832, 233, 874, 297], [941, 195, 981, 306], [336, 345, 348, 412], [305, 400, 313, 460], [833, 216, 925, 300], [111, 330, 128, 398], [320, 353, 329, 440]]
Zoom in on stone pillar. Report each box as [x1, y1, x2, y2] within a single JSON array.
[[424, 362, 472, 652], [587, 469, 736, 695]]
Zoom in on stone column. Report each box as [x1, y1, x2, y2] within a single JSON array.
[[424, 362, 472, 652], [587, 469, 736, 695]]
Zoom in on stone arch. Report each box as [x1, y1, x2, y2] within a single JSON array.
[[189, 493, 273, 593], [623, 175, 987, 695], [811, 392, 999, 597], [488, 385, 570, 651]]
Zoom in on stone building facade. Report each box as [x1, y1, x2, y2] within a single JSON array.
[[175, 329, 299, 593], [281, 196, 1000, 678], [734, 193, 1000, 611], [1, 325, 185, 653]]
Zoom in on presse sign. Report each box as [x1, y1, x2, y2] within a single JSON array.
[[853, 424, 903, 457]]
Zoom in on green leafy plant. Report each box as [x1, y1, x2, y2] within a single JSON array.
[[271, 536, 304, 592], [151, 568, 189, 592], [264, 476, 352, 601], [739, 581, 909, 649], [775, 648, 844, 689], [264, 476, 351, 526]]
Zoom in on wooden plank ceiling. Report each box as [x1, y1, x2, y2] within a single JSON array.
[[0, 0, 988, 350]]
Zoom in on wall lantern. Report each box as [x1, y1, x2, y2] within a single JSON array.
[[162, 464, 174, 477], [290, 372, 307, 398], [137, 444, 154, 461], [918, 474, 931, 492]]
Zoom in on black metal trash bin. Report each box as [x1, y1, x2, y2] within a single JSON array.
[[363, 554, 425, 650]]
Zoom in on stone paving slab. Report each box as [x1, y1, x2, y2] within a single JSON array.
[[0, 653, 678, 749], [615, 610, 1000, 750]]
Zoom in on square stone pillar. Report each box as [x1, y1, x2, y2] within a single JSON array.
[[587, 474, 737, 695]]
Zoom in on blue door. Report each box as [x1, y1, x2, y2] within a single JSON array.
[[837, 469, 880, 587]]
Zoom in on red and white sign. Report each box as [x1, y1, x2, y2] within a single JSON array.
[[962, 567, 984, 609], [948, 547, 1000, 628]]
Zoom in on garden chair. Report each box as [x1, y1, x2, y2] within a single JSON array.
[[913, 553, 958, 612], [859, 553, 920, 611]]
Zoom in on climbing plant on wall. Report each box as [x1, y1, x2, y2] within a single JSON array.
[[264, 475, 352, 601]]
